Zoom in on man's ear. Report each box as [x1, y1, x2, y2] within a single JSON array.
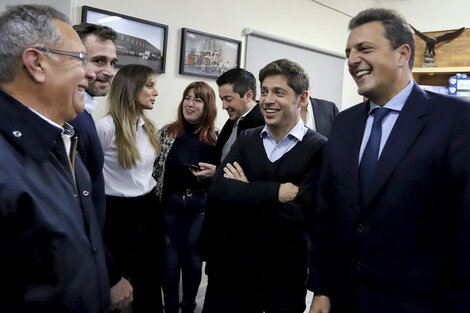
[[244, 89, 253, 102], [397, 44, 412, 68], [22, 48, 46, 83], [297, 90, 308, 108]]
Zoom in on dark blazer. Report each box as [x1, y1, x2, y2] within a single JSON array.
[[69, 109, 106, 230], [312, 84, 470, 313], [310, 97, 339, 137], [69, 108, 122, 287], [215, 103, 265, 163]]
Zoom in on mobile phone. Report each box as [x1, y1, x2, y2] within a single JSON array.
[[183, 163, 202, 171]]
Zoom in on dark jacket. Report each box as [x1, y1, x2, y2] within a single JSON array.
[[69, 106, 122, 287], [69, 108, 106, 230], [310, 97, 339, 137], [0, 89, 110, 313], [215, 104, 265, 163]]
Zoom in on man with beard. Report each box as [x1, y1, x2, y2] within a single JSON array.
[[70, 23, 133, 311]]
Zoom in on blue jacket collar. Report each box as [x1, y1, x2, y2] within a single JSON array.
[[0, 89, 63, 161]]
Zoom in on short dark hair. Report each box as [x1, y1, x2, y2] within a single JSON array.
[[259, 59, 309, 96], [349, 8, 415, 69], [216, 68, 257, 99], [72, 22, 116, 44]]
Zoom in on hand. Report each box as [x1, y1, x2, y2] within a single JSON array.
[[278, 182, 299, 203], [309, 295, 331, 313], [223, 162, 249, 183], [191, 162, 216, 180], [110, 277, 133, 311]]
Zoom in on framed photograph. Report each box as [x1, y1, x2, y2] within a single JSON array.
[[180, 28, 241, 79], [81, 6, 168, 73]]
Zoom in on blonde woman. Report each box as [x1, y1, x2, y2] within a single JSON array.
[[96, 64, 162, 313]]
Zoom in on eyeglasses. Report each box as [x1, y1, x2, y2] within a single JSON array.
[[34, 47, 88, 68]]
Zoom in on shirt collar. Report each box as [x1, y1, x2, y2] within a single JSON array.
[[84, 91, 98, 114], [368, 80, 414, 114], [137, 116, 145, 128], [235, 105, 254, 126], [260, 118, 307, 142]]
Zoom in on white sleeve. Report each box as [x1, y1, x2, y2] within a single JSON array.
[[95, 116, 115, 153]]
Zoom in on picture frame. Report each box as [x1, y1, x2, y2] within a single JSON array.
[[81, 6, 168, 73], [179, 28, 241, 79]]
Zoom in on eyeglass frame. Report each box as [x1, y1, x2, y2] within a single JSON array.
[[34, 47, 88, 67]]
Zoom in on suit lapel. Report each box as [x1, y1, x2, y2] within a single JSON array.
[[363, 86, 428, 210], [311, 98, 323, 134]]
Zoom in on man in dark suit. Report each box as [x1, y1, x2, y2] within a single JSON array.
[[215, 68, 265, 163], [301, 95, 338, 137], [301, 91, 339, 137], [309, 8, 470, 313], [69, 23, 134, 311]]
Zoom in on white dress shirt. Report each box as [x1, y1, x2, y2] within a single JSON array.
[[304, 99, 317, 131], [95, 115, 157, 197], [83, 91, 98, 114]]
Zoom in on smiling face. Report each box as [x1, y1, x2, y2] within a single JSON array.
[[44, 20, 89, 123], [346, 21, 410, 106], [83, 34, 117, 97], [183, 88, 205, 125], [259, 74, 305, 140], [136, 75, 158, 110], [218, 83, 252, 121]]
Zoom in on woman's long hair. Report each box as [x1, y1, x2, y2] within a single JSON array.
[[167, 81, 217, 146], [106, 64, 160, 169]]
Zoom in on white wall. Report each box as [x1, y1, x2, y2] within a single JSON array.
[[71, 0, 358, 128], [3, 0, 470, 126]]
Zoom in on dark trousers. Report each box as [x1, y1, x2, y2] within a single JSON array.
[[104, 191, 163, 313], [330, 276, 437, 313], [202, 271, 306, 313], [161, 192, 206, 307]]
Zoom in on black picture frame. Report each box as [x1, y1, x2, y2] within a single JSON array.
[[179, 28, 241, 79], [81, 6, 168, 73]]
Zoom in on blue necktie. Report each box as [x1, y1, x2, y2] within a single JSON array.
[[359, 108, 390, 203]]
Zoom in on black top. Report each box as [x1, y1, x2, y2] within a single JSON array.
[[163, 120, 218, 193]]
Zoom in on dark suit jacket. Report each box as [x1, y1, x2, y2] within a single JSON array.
[[311, 84, 470, 313], [310, 97, 338, 138], [69, 107, 122, 286], [69, 110, 106, 230], [215, 104, 265, 163]]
